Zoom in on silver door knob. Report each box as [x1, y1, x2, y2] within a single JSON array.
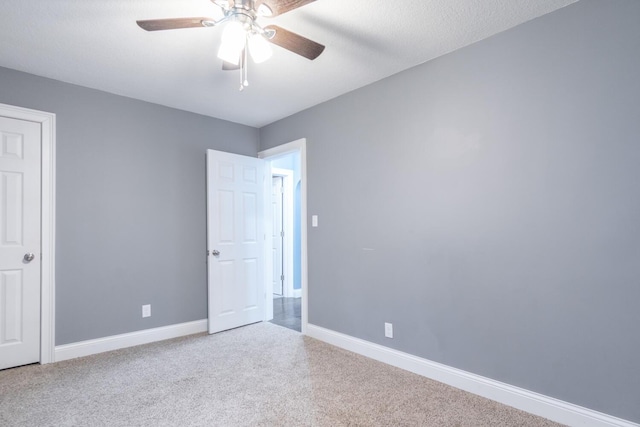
[[23, 253, 35, 262], [211, 250, 220, 256]]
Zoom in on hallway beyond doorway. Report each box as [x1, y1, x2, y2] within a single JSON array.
[[270, 297, 301, 332]]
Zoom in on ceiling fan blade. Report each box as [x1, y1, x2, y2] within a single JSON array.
[[255, 0, 315, 17], [136, 17, 214, 32], [264, 25, 325, 60]]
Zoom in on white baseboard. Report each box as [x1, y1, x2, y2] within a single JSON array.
[[55, 319, 208, 362], [306, 324, 638, 427], [292, 289, 302, 298]]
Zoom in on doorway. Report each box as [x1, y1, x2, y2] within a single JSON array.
[[270, 164, 298, 331], [206, 139, 308, 336], [259, 139, 307, 334]]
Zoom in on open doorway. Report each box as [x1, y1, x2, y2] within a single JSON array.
[[259, 139, 307, 334], [268, 156, 300, 331]]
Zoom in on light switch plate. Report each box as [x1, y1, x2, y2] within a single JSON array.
[[385, 322, 393, 338], [312, 215, 318, 227]]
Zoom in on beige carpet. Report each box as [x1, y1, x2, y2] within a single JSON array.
[[0, 322, 562, 426]]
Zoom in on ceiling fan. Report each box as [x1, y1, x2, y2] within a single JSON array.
[[137, 0, 325, 90]]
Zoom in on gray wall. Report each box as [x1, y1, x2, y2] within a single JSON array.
[[0, 66, 259, 345], [261, 0, 640, 422]]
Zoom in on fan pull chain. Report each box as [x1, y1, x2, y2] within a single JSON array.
[[244, 47, 249, 88], [239, 41, 249, 91], [239, 52, 244, 91]]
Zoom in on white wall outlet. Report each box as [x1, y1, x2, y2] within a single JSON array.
[[385, 322, 393, 338], [142, 304, 151, 318]]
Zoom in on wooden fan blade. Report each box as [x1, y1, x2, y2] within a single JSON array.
[[264, 25, 325, 60], [136, 17, 213, 31], [255, 0, 315, 17]]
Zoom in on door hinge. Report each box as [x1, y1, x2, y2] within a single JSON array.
[[281, 185, 284, 194], [281, 275, 284, 282], [280, 230, 284, 237]]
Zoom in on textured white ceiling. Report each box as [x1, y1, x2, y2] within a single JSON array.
[[0, 0, 577, 127]]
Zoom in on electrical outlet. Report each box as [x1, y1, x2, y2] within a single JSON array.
[[385, 322, 393, 338], [142, 304, 151, 318]]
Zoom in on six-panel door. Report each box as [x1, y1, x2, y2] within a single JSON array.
[[0, 116, 41, 370], [207, 150, 265, 334]]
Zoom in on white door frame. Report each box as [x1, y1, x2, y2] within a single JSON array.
[[271, 168, 294, 298], [259, 139, 308, 334], [0, 103, 56, 364]]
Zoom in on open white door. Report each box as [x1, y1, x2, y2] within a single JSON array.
[[207, 149, 265, 334], [0, 116, 41, 369]]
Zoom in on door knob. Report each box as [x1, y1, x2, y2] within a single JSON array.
[[23, 253, 35, 262], [211, 250, 220, 256]]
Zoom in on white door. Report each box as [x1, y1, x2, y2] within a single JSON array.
[[207, 149, 265, 334], [272, 176, 284, 296], [0, 116, 41, 370]]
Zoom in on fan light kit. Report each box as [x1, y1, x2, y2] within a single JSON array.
[[137, 0, 325, 90]]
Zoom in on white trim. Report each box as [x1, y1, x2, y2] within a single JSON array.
[[0, 103, 56, 365], [259, 139, 308, 334], [292, 289, 302, 299], [55, 319, 208, 362], [306, 324, 639, 427], [263, 164, 274, 321]]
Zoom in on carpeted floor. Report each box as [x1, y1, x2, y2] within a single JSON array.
[[0, 322, 562, 426]]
